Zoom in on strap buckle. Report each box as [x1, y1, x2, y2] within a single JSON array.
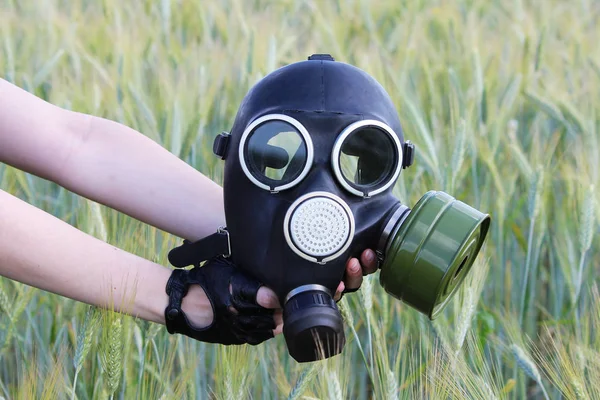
[[168, 226, 233, 268], [217, 226, 231, 258]]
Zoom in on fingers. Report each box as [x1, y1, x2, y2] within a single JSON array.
[[344, 257, 363, 291], [258, 289, 283, 336], [333, 281, 345, 301], [239, 285, 283, 336], [256, 286, 281, 309], [338, 249, 378, 298], [234, 285, 283, 338], [273, 310, 283, 336], [360, 249, 379, 275]]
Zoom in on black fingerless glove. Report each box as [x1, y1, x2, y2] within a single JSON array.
[[164, 256, 275, 345]]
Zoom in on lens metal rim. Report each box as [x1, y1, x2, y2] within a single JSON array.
[[238, 113, 314, 192], [331, 119, 403, 198]]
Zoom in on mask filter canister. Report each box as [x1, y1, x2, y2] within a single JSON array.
[[378, 191, 491, 319]]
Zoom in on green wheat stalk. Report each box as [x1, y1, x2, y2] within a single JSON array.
[[454, 287, 476, 355], [0, 282, 14, 355], [360, 275, 375, 378], [88, 200, 108, 242], [450, 118, 467, 194], [287, 363, 319, 400], [0, 283, 33, 357], [100, 312, 124, 399], [511, 344, 550, 400], [338, 297, 374, 386], [327, 370, 343, 400], [519, 165, 544, 326], [71, 305, 100, 400], [386, 369, 399, 400], [575, 184, 596, 303]]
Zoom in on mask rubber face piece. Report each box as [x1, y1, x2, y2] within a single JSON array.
[[378, 191, 491, 319]]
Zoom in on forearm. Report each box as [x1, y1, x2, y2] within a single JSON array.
[[0, 189, 212, 326], [0, 78, 225, 242], [54, 112, 226, 242]]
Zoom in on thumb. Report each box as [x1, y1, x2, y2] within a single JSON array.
[[256, 286, 282, 309]]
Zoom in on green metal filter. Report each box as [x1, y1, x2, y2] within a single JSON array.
[[379, 191, 491, 319]]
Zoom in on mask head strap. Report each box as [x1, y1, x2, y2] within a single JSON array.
[[168, 227, 231, 268]]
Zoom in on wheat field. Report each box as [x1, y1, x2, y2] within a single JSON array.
[[1, 0, 599, 399]]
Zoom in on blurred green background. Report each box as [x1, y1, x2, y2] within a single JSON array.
[[1, 0, 599, 399]]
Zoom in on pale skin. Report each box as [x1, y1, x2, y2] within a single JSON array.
[[0, 78, 378, 338]]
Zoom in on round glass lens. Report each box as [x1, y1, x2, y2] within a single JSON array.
[[244, 120, 308, 188], [339, 126, 397, 190]]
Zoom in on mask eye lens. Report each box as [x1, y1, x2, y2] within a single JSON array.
[[241, 116, 313, 192], [340, 127, 396, 187], [333, 121, 403, 197]]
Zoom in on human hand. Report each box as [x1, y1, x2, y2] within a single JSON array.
[[164, 256, 282, 345], [334, 249, 379, 301]]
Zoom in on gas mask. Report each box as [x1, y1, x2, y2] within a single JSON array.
[[169, 54, 490, 363]]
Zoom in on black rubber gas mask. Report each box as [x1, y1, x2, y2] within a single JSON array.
[[169, 54, 490, 363]]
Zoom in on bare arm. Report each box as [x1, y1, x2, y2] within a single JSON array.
[[0, 188, 210, 325], [0, 78, 224, 242]]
